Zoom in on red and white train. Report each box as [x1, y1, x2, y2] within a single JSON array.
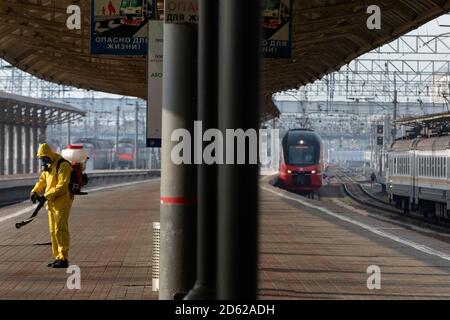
[[278, 129, 324, 194]]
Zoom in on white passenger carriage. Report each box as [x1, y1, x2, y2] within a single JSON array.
[[388, 136, 450, 219]]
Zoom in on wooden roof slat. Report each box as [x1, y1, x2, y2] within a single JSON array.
[[1, 0, 450, 118]]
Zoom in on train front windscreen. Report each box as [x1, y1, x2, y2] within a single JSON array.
[[287, 145, 318, 166]]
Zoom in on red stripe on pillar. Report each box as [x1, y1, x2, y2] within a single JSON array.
[[160, 197, 197, 205]]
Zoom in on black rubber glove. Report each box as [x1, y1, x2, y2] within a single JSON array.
[[30, 192, 37, 204], [37, 196, 47, 204]]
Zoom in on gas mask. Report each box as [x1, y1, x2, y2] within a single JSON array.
[[40, 157, 52, 172]]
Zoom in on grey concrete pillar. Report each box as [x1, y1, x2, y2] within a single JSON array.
[[39, 126, 46, 144], [16, 125, 23, 174], [0, 123, 4, 175], [32, 126, 38, 173], [8, 124, 14, 175], [24, 125, 31, 174], [159, 22, 198, 300]]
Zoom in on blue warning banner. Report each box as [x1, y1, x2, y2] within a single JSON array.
[[262, 0, 292, 59], [90, 0, 156, 55]]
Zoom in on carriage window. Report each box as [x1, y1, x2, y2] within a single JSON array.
[[442, 157, 445, 177], [436, 157, 438, 177], [422, 156, 424, 176], [418, 157, 421, 176], [405, 157, 408, 175], [420, 157, 425, 176], [424, 156, 427, 176], [432, 157, 435, 177], [420, 156, 423, 176], [418, 156, 421, 176], [408, 157, 410, 174], [438, 157, 441, 177], [443, 157, 446, 178], [433, 157, 436, 177], [439, 157, 442, 177], [437, 157, 439, 177], [444, 157, 447, 178], [431, 156, 433, 176], [404, 157, 407, 175], [393, 157, 397, 175], [438, 157, 440, 177], [430, 156, 433, 176], [431, 157, 433, 177]]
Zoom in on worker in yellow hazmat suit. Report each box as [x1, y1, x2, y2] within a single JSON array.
[[31, 143, 73, 268]]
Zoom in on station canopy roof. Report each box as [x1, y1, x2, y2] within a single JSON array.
[[0, 0, 449, 118], [0, 90, 86, 125]]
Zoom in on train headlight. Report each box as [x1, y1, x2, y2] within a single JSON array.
[[311, 170, 316, 174], [287, 170, 292, 174]]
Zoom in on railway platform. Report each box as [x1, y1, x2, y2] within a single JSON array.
[[1, 178, 450, 299]]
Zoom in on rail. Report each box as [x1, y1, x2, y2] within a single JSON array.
[[335, 168, 450, 231]]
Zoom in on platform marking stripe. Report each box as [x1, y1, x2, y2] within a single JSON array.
[[261, 186, 450, 262], [0, 179, 160, 225], [0, 207, 34, 224], [85, 178, 159, 193]]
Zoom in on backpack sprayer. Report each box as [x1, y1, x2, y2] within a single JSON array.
[[62, 144, 89, 195], [15, 144, 89, 229]]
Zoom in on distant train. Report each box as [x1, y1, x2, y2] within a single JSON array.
[[115, 139, 146, 169], [388, 135, 450, 220], [278, 129, 324, 194], [72, 138, 114, 170]]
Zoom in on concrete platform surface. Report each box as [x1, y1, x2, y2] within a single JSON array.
[[1, 179, 450, 299]]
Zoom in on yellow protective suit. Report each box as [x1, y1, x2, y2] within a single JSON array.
[[32, 143, 73, 261]]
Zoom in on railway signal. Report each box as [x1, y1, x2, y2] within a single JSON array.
[[377, 137, 383, 145], [377, 125, 384, 135]]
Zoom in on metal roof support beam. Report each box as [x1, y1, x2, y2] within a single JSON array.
[[32, 124, 38, 173], [39, 107, 46, 144], [24, 123, 30, 174], [7, 122, 13, 175], [15, 105, 23, 174], [16, 123, 22, 174]]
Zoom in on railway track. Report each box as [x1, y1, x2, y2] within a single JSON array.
[[333, 167, 450, 232], [336, 170, 400, 214]]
